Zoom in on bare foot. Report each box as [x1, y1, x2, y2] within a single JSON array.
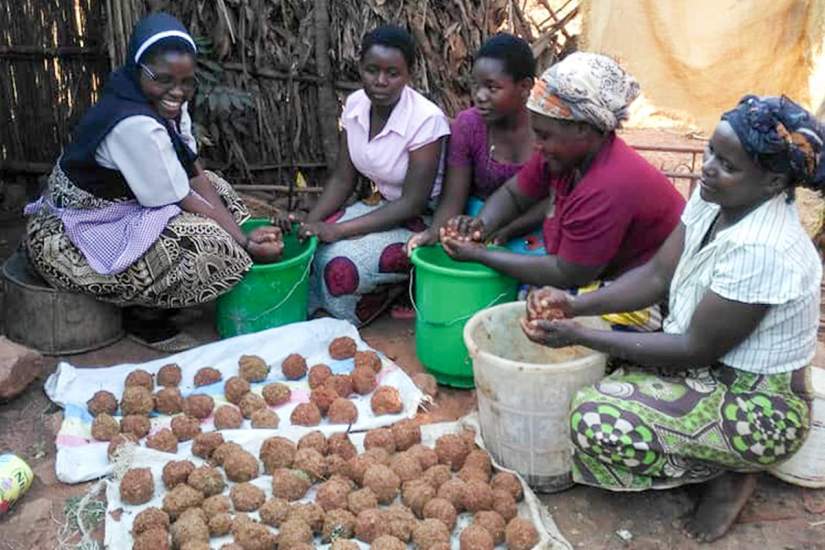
[[683, 473, 757, 543]]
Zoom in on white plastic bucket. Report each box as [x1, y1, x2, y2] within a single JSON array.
[[464, 301, 608, 492], [770, 367, 825, 487]]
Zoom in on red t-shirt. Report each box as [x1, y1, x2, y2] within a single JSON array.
[[517, 134, 685, 278]]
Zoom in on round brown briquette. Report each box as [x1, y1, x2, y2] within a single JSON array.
[[505, 517, 539, 550], [157, 363, 182, 387], [285, 502, 324, 534], [384, 504, 416, 542], [436, 478, 466, 513], [327, 398, 358, 425], [121, 386, 154, 416], [308, 364, 332, 389], [363, 464, 400, 504], [327, 453, 350, 479], [170, 512, 209, 547], [422, 497, 457, 531], [329, 336, 357, 360], [363, 447, 392, 465], [390, 451, 423, 483], [125, 369, 154, 391], [491, 471, 523, 502], [260, 435, 296, 473], [464, 449, 492, 475], [370, 535, 406, 550], [293, 447, 327, 481], [411, 372, 438, 398], [492, 488, 518, 521], [408, 444, 439, 471], [276, 518, 312, 547], [315, 478, 351, 511], [222, 449, 259, 482], [474, 510, 506, 545], [297, 430, 328, 455], [281, 353, 307, 380], [462, 479, 494, 512], [153, 387, 183, 415], [132, 506, 169, 535], [121, 415, 151, 439], [211, 441, 243, 466], [213, 404, 244, 430], [120, 467, 154, 505], [202, 494, 232, 517], [162, 459, 195, 489], [234, 520, 278, 549], [224, 376, 250, 405], [261, 382, 291, 407], [132, 527, 170, 550], [370, 386, 403, 416], [91, 413, 120, 441], [354, 508, 388, 543], [347, 487, 378, 515], [230, 482, 266, 512], [87, 390, 117, 416], [170, 414, 201, 441], [238, 354, 269, 382], [460, 524, 494, 550], [364, 428, 396, 454], [208, 512, 233, 536], [401, 478, 436, 517], [183, 394, 214, 419], [193, 367, 222, 387], [259, 497, 290, 526], [271, 468, 311, 501], [192, 432, 223, 460], [390, 419, 421, 451], [107, 433, 137, 460], [422, 464, 451, 490], [309, 385, 338, 415], [146, 428, 178, 453], [250, 408, 280, 429], [187, 465, 226, 496], [434, 433, 470, 471], [351, 366, 377, 395], [239, 392, 267, 419], [412, 518, 451, 549], [290, 402, 321, 426], [325, 374, 354, 398], [328, 432, 358, 460], [354, 350, 381, 374], [458, 465, 490, 484], [322, 508, 356, 542], [347, 453, 379, 487]]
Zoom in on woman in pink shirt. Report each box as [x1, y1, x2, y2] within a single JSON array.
[[291, 26, 450, 325]]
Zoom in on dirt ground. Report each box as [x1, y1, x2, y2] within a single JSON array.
[[0, 129, 823, 549]]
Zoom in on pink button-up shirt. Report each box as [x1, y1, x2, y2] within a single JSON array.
[[342, 86, 450, 201]]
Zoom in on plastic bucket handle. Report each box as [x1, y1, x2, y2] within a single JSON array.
[[224, 259, 312, 323], [408, 268, 511, 328]]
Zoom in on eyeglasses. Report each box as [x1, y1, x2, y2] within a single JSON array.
[[140, 64, 197, 93]]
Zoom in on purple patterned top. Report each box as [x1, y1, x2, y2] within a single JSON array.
[[446, 107, 526, 199]]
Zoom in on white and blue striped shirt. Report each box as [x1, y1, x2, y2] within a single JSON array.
[[664, 189, 822, 374]]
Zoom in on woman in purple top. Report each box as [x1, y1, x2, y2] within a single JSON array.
[[406, 33, 547, 255]]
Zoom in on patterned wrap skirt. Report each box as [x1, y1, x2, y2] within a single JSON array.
[[570, 364, 812, 491], [25, 165, 252, 308]]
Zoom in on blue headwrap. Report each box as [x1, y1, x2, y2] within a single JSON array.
[[721, 95, 825, 192]]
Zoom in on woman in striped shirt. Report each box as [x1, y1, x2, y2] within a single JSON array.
[[522, 95, 823, 542]]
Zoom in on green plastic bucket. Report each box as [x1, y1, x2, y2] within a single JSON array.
[[216, 219, 318, 337], [410, 245, 518, 388]]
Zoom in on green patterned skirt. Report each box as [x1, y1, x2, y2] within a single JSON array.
[[570, 364, 812, 491]]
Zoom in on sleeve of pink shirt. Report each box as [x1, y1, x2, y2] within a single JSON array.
[[408, 111, 450, 151]]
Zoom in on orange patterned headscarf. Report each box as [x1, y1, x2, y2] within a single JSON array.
[[526, 52, 639, 132]]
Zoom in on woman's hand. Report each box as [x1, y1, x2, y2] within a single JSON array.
[[520, 317, 582, 348], [487, 225, 513, 246], [405, 228, 438, 256], [441, 236, 484, 262], [441, 215, 485, 243], [246, 226, 284, 264], [300, 221, 342, 243], [271, 211, 304, 233], [526, 287, 575, 321]]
